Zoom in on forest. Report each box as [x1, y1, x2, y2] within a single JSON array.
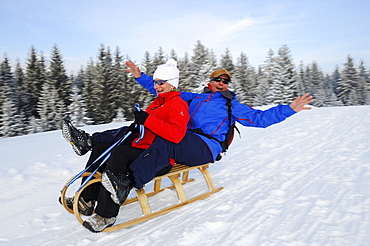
[[0, 40, 369, 138]]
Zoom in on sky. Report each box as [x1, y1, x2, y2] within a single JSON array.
[[0, 0, 369, 74]]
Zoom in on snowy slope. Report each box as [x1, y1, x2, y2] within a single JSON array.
[[0, 105, 369, 246]]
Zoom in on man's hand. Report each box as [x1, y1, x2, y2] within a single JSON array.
[[125, 60, 142, 79], [290, 93, 314, 112]]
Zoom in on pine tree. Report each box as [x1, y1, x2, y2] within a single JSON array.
[[37, 81, 64, 131], [337, 56, 360, 105], [169, 49, 178, 60], [49, 45, 70, 115], [189, 40, 210, 92], [81, 60, 96, 124], [322, 74, 343, 107], [220, 48, 235, 73], [68, 84, 88, 126], [141, 51, 155, 75], [152, 47, 166, 72], [253, 66, 271, 106], [112, 108, 125, 122], [14, 61, 29, 134], [0, 57, 20, 137], [178, 52, 193, 92], [273, 45, 296, 104], [296, 62, 307, 95], [261, 49, 275, 104], [0, 97, 21, 137], [234, 52, 256, 105], [310, 61, 325, 107], [92, 45, 115, 123], [358, 61, 370, 105], [110, 47, 126, 117], [24, 46, 43, 118], [194, 49, 218, 93]]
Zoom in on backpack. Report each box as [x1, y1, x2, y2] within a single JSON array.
[[216, 97, 240, 160], [188, 94, 240, 161]]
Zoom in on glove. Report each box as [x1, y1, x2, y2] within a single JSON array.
[[134, 110, 149, 125], [127, 123, 138, 133]]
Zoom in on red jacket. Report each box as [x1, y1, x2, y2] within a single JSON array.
[[131, 91, 190, 150]]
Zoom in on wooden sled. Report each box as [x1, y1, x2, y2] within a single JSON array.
[[60, 163, 223, 232]]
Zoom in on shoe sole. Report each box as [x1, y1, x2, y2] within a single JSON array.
[[82, 220, 115, 233], [101, 172, 121, 205], [61, 120, 83, 156]]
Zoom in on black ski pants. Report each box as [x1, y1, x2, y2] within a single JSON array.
[[81, 140, 171, 218]]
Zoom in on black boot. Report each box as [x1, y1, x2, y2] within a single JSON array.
[[101, 170, 131, 205], [58, 196, 95, 216], [61, 118, 92, 156]]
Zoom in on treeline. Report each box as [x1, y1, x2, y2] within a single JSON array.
[[1, 41, 369, 138]]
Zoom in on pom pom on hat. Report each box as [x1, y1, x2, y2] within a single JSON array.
[[153, 59, 180, 88]]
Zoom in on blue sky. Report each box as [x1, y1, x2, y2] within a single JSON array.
[[0, 0, 369, 74]]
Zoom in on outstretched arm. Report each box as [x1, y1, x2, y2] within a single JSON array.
[[289, 93, 314, 112], [125, 60, 142, 79]]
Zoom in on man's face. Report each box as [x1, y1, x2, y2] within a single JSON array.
[[209, 74, 230, 92]]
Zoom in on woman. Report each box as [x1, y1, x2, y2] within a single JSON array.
[[62, 59, 190, 232]]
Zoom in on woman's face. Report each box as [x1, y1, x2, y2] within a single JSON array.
[[154, 79, 175, 95]]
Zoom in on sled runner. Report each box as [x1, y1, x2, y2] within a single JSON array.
[[60, 163, 223, 232]]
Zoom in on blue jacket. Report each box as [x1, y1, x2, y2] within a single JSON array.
[[136, 73, 296, 160]]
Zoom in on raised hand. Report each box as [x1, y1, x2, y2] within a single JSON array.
[[125, 60, 142, 78], [289, 93, 314, 112]]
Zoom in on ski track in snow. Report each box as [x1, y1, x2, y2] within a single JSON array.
[[0, 105, 369, 246]]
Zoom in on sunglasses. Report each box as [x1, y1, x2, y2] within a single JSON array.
[[153, 80, 167, 85], [153, 77, 178, 85], [210, 77, 230, 84]]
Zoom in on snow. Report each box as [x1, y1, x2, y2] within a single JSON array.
[[0, 105, 369, 246]]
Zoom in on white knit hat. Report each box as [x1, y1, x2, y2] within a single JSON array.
[[153, 59, 180, 88]]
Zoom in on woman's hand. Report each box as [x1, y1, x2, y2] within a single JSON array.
[[290, 93, 314, 112], [125, 60, 142, 79]]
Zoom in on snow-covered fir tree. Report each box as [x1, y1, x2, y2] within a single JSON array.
[[178, 53, 193, 92], [309, 61, 325, 107], [0, 57, 22, 137], [253, 66, 271, 106], [194, 49, 218, 93], [322, 74, 343, 107], [272, 45, 297, 104], [112, 108, 126, 122], [49, 45, 70, 117], [24, 46, 43, 118], [91, 45, 115, 123], [358, 60, 370, 105], [296, 62, 307, 95], [37, 81, 64, 131], [233, 52, 256, 105], [68, 85, 88, 126], [261, 49, 276, 104], [337, 56, 360, 105], [81, 60, 96, 124], [189, 41, 211, 92]]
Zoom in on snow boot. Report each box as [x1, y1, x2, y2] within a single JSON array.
[[61, 118, 92, 156], [83, 214, 116, 233], [101, 170, 131, 205], [59, 196, 95, 216]]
